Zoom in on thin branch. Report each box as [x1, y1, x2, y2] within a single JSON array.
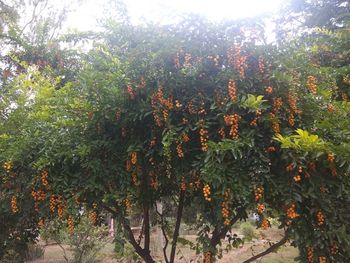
[[144, 205, 151, 252], [210, 213, 241, 247], [242, 234, 288, 263], [102, 204, 154, 263], [156, 205, 170, 263], [169, 189, 186, 263], [137, 216, 144, 246]]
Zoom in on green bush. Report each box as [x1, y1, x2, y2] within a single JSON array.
[[240, 222, 257, 242]]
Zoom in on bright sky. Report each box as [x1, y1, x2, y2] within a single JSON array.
[[66, 0, 283, 30]]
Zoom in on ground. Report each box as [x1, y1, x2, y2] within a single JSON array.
[[25, 224, 298, 263]]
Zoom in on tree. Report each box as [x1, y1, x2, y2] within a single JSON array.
[[1, 7, 350, 263]]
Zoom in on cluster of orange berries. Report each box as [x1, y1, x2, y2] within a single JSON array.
[[269, 113, 280, 133], [327, 153, 335, 163], [67, 215, 74, 235], [41, 170, 48, 187], [3, 161, 13, 172], [203, 184, 211, 202], [175, 100, 182, 109], [31, 190, 46, 202], [222, 190, 230, 225], [89, 211, 97, 224], [38, 218, 45, 228], [258, 56, 265, 74], [307, 247, 314, 263], [266, 146, 276, 153], [204, 251, 211, 263], [306, 75, 317, 95], [287, 203, 299, 219], [260, 218, 269, 230], [250, 110, 261, 127], [11, 195, 19, 213], [181, 132, 190, 143], [124, 199, 132, 212], [184, 53, 192, 67], [330, 241, 338, 255], [127, 84, 135, 100], [176, 142, 184, 158], [49, 195, 57, 213], [265, 86, 273, 94], [293, 174, 301, 182], [150, 171, 158, 190], [330, 167, 337, 176], [218, 128, 225, 139], [228, 79, 237, 102], [224, 114, 241, 139], [288, 112, 295, 127], [132, 171, 138, 185], [56, 196, 66, 218], [327, 104, 335, 113], [286, 163, 294, 172], [227, 45, 246, 79], [273, 97, 283, 113], [319, 256, 326, 263], [288, 92, 298, 114], [254, 186, 264, 201], [200, 128, 209, 152], [208, 55, 220, 66], [316, 211, 325, 226], [257, 203, 265, 214], [180, 177, 186, 191], [131, 152, 137, 165]]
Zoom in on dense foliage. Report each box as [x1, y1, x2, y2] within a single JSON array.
[[1, 1, 350, 262]]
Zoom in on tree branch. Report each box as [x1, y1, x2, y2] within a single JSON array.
[[242, 234, 288, 263], [102, 204, 154, 263], [210, 213, 241, 248], [156, 205, 170, 263], [144, 205, 151, 252], [169, 189, 186, 263]]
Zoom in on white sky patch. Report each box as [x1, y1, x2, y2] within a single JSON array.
[[65, 0, 283, 31]]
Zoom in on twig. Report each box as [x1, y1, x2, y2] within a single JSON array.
[[242, 234, 288, 263], [156, 206, 170, 263]]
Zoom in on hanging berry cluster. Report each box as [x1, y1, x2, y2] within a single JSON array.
[[224, 114, 241, 139], [286, 203, 299, 219], [151, 87, 174, 127], [200, 128, 209, 151], [254, 186, 264, 201], [306, 75, 317, 95], [260, 218, 269, 230], [307, 247, 314, 263], [316, 210, 325, 226], [221, 190, 230, 225], [204, 251, 211, 263], [250, 110, 261, 127], [227, 44, 247, 79], [287, 91, 299, 127], [41, 170, 48, 187], [11, 195, 19, 213], [67, 215, 74, 235], [293, 166, 303, 183], [228, 79, 237, 102], [3, 161, 13, 172], [203, 184, 211, 202]]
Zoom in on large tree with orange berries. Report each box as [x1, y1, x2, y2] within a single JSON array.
[[1, 14, 350, 263]]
